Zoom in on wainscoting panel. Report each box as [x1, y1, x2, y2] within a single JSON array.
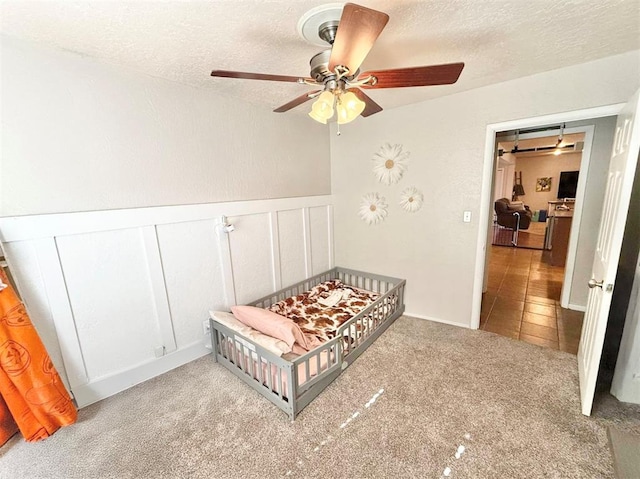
[[56, 229, 160, 380], [278, 209, 306, 288], [156, 219, 226, 348], [228, 213, 274, 305], [309, 205, 332, 275], [0, 195, 333, 407]]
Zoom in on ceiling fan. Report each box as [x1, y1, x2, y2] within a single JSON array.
[[211, 3, 465, 125]]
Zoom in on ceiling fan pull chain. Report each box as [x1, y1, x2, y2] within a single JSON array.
[[333, 95, 342, 136], [335, 93, 341, 135]]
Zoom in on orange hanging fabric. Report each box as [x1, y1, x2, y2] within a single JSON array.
[[0, 269, 77, 445], [0, 394, 18, 446]]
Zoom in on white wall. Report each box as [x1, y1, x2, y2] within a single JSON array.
[[0, 35, 331, 216], [515, 152, 582, 212], [0, 35, 335, 405], [330, 51, 640, 327], [0, 197, 333, 406]]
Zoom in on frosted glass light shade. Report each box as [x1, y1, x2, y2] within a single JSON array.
[[336, 91, 365, 124], [308, 91, 335, 124]]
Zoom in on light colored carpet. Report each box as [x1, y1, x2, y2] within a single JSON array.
[[607, 427, 640, 478], [2, 316, 639, 479]]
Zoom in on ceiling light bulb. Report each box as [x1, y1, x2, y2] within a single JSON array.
[[554, 148, 562, 156], [336, 91, 365, 124], [308, 111, 327, 124], [308, 91, 335, 124]]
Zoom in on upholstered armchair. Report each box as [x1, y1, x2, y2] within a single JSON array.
[[494, 198, 532, 230]]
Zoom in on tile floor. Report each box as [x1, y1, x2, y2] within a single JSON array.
[[480, 245, 584, 354]]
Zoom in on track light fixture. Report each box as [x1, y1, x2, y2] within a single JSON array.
[[554, 123, 565, 156], [510, 130, 520, 154]]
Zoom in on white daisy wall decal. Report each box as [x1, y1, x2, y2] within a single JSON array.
[[372, 143, 410, 185], [399, 186, 424, 213], [358, 193, 388, 225]]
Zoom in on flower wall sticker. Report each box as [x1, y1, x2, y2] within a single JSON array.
[[359, 193, 388, 225], [372, 143, 410, 185], [399, 186, 424, 213]]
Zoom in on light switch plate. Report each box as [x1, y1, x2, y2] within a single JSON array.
[[463, 211, 472, 223]]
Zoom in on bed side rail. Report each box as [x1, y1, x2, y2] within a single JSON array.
[[334, 267, 403, 294], [247, 267, 404, 308], [248, 268, 340, 309], [337, 279, 406, 357]]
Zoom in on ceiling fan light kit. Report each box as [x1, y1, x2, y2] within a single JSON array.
[[210, 3, 465, 127], [308, 88, 365, 125], [308, 90, 335, 123], [336, 90, 365, 124]]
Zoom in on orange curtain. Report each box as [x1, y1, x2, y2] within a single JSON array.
[[0, 269, 77, 446]]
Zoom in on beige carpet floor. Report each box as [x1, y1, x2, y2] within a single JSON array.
[[607, 427, 640, 478], [2, 316, 639, 479]]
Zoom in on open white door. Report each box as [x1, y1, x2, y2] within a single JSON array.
[[578, 89, 640, 416]]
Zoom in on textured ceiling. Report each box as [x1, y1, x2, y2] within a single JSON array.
[[2, 1, 639, 115]]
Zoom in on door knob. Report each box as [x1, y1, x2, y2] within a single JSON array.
[[588, 278, 604, 289]]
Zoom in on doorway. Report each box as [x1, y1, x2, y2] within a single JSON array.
[[473, 95, 640, 416], [480, 127, 591, 352], [471, 105, 624, 344]]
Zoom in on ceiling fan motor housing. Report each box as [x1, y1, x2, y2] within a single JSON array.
[[309, 49, 360, 85], [310, 50, 333, 82]]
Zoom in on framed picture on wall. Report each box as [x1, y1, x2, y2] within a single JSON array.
[[536, 177, 552, 192]]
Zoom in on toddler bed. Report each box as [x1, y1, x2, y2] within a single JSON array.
[[209, 267, 406, 420]]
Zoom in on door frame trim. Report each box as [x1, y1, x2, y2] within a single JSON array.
[[471, 104, 625, 329]]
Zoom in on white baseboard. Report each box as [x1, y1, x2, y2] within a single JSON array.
[[72, 341, 210, 408], [404, 311, 471, 329], [567, 303, 587, 312]]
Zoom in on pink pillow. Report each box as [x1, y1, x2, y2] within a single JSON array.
[[231, 305, 311, 350]]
